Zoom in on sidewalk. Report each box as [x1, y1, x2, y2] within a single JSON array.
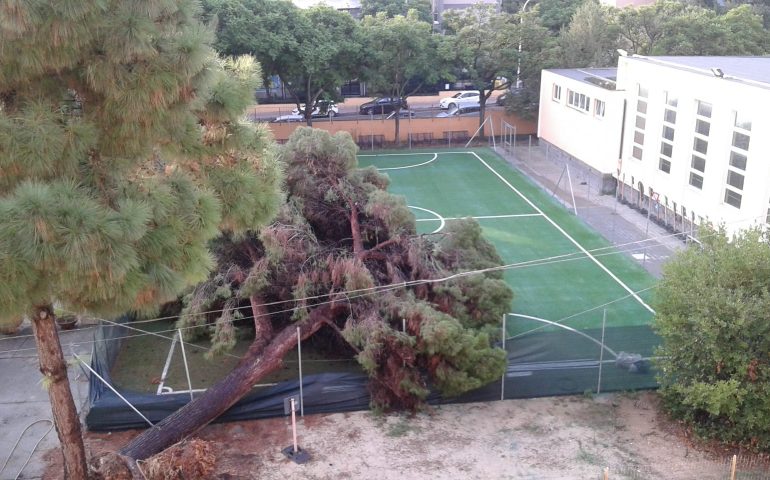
[[0, 323, 94, 480], [496, 141, 683, 279]]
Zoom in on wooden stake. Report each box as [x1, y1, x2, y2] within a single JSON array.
[[603, 467, 609, 480], [730, 454, 737, 480]]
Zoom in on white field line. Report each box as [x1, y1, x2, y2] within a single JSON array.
[[408, 205, 445, 233], [358, 151, 470, 157], [376, 153, 438, 171], [416, 213, 543, 222], [470, 152, 655, 314]]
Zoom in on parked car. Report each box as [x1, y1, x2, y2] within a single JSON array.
[[439, 90, 480, 110], [496, 90, 510, 106], [271, 113, 304, 123], [435, 105, 481, 118], [292, 100, 339, 117], [359, 97, 408, 115]]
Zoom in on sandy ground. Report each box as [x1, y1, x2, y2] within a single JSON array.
[[42, 392, 752, 479]]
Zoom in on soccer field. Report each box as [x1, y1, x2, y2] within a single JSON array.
[[358, 148, 657, 335]]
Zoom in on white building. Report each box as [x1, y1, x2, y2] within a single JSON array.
[[538, 56, 770, 237], [537, 68, 624, 194]]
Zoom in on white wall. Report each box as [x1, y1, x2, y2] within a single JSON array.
[[616, 57, 770, 236], [537, 70, 624, 175]]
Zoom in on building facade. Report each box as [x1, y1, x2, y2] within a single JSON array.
[[538, 56, 770, 237]]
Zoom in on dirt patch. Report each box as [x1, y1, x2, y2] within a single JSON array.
[[42, 392, 751, 479]]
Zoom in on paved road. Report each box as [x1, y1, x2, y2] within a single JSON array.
[[0, 324, 94, 480], [248, 92, 505, 122]]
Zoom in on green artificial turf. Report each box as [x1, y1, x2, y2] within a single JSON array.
[[358, 148, 658, 335]]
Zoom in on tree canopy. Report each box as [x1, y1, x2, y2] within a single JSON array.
[[360, 12, 451, 144], [119, 127, 513, 460], [0, 0, 281, 476], [654, 227, 770, 450]]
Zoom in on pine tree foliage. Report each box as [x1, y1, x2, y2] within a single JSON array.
[[185, 127, 512, 411], [0, 0, 282, 326]]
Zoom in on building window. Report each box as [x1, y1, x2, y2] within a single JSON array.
[[724, 111, 750, 210], [660, 142, 673, 157], [659, 158, 671, 173], [664, 109, 676, 124], [594, 99, 605, 118], [695, 119, 710, 137], [730, 151, 747, 170], [689, 172, 704, 189], [635, 116, 646, 129], [636, 100, 647, 114], [553, 84, 562, 101], [567, 89, 589, 112], [734, 111, 751, 131], [696, 100, 712, 118], [691, 155, 705, 172], [732, 132, 750, 151], [693, 137, 708, 155], [632, 146, 643, 160], [724, 190, 742, 208], [634, 131, 645, 145], [726, 170, 745, 190], [662, 126, 675, 141], [689, 100, 711, 190], [665, 91, 678, 107], [638, 84, 648, 98]]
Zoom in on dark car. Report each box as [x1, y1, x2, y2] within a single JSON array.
[[359, 97, 408, 115]]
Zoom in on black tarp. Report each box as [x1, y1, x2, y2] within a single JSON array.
[[85, 318, 659, 431]]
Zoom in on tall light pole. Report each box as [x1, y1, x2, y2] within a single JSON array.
[[516, 0, 533, 89]]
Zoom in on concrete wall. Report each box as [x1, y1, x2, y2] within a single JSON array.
[[616, 56, 770, 236], [267, 110, 537, 145], [537, 70, 625, 176]]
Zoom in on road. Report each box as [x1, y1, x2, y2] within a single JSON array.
[[247, 92, 505, 123]]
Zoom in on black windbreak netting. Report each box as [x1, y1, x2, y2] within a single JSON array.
[[85, 318, 660, 431]]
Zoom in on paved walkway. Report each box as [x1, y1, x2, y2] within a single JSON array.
[[0, 323, 94, 480], [495, 140, 683, 279]]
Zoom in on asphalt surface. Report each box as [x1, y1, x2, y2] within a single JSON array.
[[248, 93, 505, 123], [0, 324, 94, 480], [496, 141, 683, 279]]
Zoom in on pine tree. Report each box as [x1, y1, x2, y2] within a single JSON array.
[[119, 127, 512, 460], [0, 1, 281, 478]]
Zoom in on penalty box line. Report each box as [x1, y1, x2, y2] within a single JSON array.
[[415, 213, 544, 222], [469, 151, 655, 315]]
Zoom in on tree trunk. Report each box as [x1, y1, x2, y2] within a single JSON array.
[[31, 305, 88, 480], [478, 91, 487, 139], [394, 109, 401, 147], [120, 307, 335, 460]]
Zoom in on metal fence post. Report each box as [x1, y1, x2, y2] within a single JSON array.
[[597, 309, 607, 394], [297, 326, 304, 417]]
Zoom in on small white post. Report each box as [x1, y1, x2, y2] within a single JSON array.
[[501, 314, 507, 401], [156, 331, 179, 395], [565, 163, 578, 216], [597, 309, 607, 394], [290, 397, 298, 453], [489, 116, 496, 149], [178, 329, 194, 401], [402, 318, 406, 333], [297, 326, 304, 417]]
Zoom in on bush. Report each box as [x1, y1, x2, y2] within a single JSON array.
[[654, 226, 770, 450]]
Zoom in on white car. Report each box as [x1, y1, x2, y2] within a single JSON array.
[[439, 91, 480, 110], [291, 100, 339, 117], [271, 113, 304, 123]]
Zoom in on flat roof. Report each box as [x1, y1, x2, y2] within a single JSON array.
[[629, 56, 770, 87], [545, 68, 618, 89]]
